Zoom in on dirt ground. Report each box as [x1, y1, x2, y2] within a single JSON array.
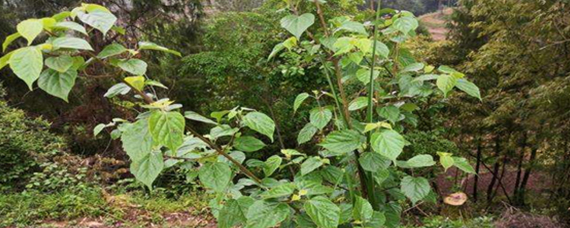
[[418, 8, 453, 41]]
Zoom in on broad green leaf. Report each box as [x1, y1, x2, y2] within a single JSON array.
[[452, 157, 476, 174], [130, 150, 163, 189], [349, 97, 368, 111], [401, 176, 430, 204], [138, 41, 181, 57], [124, 76, 145, 91], [234, 136, 265, 152], [402, 63, 425, 72], [283, 36, 298, 50], [52, 11, 71, 21], [356, 68, 380, 85], [338, 21, 367, 35], [456, 79, 482, 101], [45, 55, 73, 73], [353, 196, 373, 222], [263, 155, 282, 177], [184, 111, 217, 125], [118, 59, 147, 75], [104, 83, 131, 97], [310, 108, 332, 130], [242, 112, 275, 142], [366, 211, 386, 227], [301, 157, 324, 176], [218, 199, 247, 228], [280, 13, 315, 39], [378, 105, 400, 124], [393, 16, 418, 34], [37, 69, 77, 102], [199, 162, 232, 192], [2, 33, 21, 52], [210, 125, 239, 140], [0, 51, 14, 70], [9, 46, 43, 90], [77, 10, 117, 35], [93, 123, 106, 136], [359, 152, 391, 172], [371, 129, 406, 161], [52, 37, 93, 50], [53, 21, 87, 35], [121, 120, 153, 162], [293, 92, 310, 113], [245, 201, 289, 228], [373, 40, 390, 58], [148, 111, 185, 151], [98, 43, 127, 58], [437, 152, 454, 172], [437, 65, 459, 74], [268, 43, 285, 60], [304, 196, 340, 228], [436, 74, 457, 96], [17, 19, 43, 45], [333, 37, 354, 55], [262, 183, 296, 199], [298, 123, 318, 145], [320, 130, 365, 154], [412, 74, 439, 82], [402, 154, 435, 168]]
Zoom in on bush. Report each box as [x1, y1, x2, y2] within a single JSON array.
[[0, 86, 67, 191]]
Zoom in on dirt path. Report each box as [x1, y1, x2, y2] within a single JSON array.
[[418, 8, 453, 41]]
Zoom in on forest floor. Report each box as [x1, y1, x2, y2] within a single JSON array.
[[418, 8, 453, 41]]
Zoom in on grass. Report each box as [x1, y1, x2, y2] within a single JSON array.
[[0, 185, 212, 227]]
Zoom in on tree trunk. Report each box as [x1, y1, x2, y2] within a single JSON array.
[[487, 136, 501, 202], [473, 135, 482, 202], [519, 147, 538, 206]]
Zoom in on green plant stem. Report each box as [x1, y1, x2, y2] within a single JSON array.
[[124, 80, 263, 184], [365, 0, 383, 210]]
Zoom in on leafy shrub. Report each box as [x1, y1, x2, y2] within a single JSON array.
[[0, 85, 67, 191]]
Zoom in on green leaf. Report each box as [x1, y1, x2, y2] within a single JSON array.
[[262, 183, 296, 199], [124, 76, 145, 91], [436, 74, 457, 96], [104, 83, 131, 97], [245, 201, 290, 228], [349, 97, 368, 111], [117, 59, 147, 75], [52, 37, 93, 50], [359, 152, 391, 172], [320, 130, 365, 154], [138, 41, 181, 57], [402, 63, 425, 73], [242, 112, 275, 142], [2, 33, 21, 52], [0, 51, 14, 70], [378, 105, 400, 124], [353, 196, 373, 222], [263, 155, 282, 177], [148, 111, 185, 151], [184, 111, 217, 125], [401, 176, 430, 204], [310, 108, 332, 130], [97, 43, 127, 59], [371, 129, 406, 161], [304, 196, 340, 228], [121, 120, 153, 162], [366, 211, 386, 228], [218, 199, 247, 228], [456, 79, 482, 100], [452, 157, 476, 174], [356, 68, 380, 85], [301, 157, 324, 176], [412, 74, 439, 82], [37, 69, 77, 102], [393, 16, 418, 34], [9, 46, 43, 90], [280, 13, 315, 39], [199, 162, 232, 192], [130, 150, 163, 190], [45, 55, 73, 73], [298, 123, 318, 145], [234, 136, 266, 152], [77, 10, 117, 35], [333, 37, 354, 55], [93, 123, 106, 137], [373, 40, 390, 58], [402, 155, 436, 168], [437, 152, 454, 172], [338, 21, 367, 35], [268, 43, 285, 60], [17, 19, 43, 45], [293, 92, 310, 113], [53, 21, 87, 35]]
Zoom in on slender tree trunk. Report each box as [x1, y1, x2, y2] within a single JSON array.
[[473, 135, 483, 202], [519, 147, 538, 206], [513, 133, 528, 205], [487, 136, 501, 202]]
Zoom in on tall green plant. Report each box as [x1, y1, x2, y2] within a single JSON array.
[[1, 2, 480, 227]]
